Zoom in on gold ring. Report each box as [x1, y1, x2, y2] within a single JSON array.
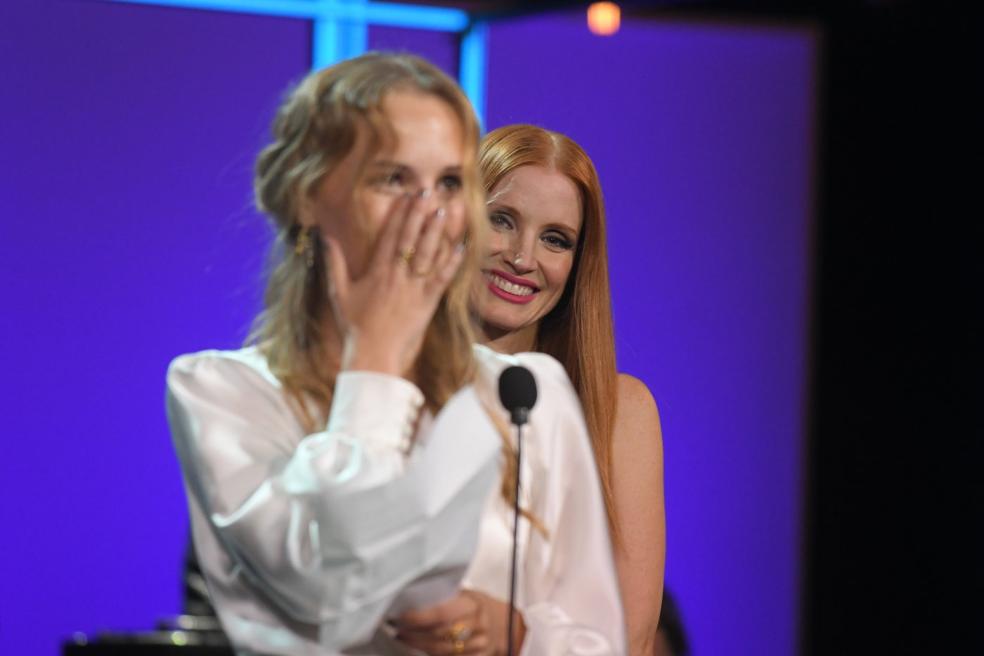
[[398, 246, 415, 264], [448, 620, 472, 642]]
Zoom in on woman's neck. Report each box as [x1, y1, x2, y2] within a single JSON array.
[[480, 322, 538, 355]]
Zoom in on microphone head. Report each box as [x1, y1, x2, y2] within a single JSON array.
[[498, 365, 538, 426]]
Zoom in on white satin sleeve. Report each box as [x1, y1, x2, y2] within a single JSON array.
[[516, 353, 627, 655], [165, 351, 500, 649]]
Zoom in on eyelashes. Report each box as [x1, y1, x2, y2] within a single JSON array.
[[489, 211, 513, 230], [487, 210, 575, 252], [543, 234, 574, 250], [368, 167, 462, 198], [438, 174, 463, 193]]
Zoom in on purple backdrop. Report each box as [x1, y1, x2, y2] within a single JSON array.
[[485, 13, 816, 656], [0, 2, 815, 655]]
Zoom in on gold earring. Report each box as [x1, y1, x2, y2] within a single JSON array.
[[295, 227, 315, 268]]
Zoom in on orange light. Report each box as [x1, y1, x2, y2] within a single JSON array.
[[587, 2, 621, 36]]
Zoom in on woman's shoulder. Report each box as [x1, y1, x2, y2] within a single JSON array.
[[471, 344, 574, 397], [169, 345, 266, 376], [613, 372, 662, 449], [615, 373, 658, 414], [167, 346, 281, 398]]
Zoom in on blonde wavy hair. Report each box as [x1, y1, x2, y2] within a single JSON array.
[[479, 124, 620, 544], [249, 53, 487, 427]]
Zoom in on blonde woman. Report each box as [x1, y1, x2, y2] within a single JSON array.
[[473, 124, 666, 655], [166, 55, 624, 655]]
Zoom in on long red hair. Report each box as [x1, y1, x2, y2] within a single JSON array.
[[479, 125, 620, 544]]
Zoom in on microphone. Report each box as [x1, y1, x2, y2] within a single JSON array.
[[498, 365, 538, 426], [497, 365, 537, 656]]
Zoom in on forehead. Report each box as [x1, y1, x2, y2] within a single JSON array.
[[373, 89, 464, 161], [491, 165, 582, 232]]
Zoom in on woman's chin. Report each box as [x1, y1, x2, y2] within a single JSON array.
[[479, 312, 533, 338]]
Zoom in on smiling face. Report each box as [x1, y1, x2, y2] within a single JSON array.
[[474, 164, 583, 342], [300, 89, 467, 279]]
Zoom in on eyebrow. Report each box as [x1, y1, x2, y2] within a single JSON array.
[[369, 160, 462, 173], [546, 223, 580, 239], [488, 202, 521, 216], [367, 160, 407, 171]]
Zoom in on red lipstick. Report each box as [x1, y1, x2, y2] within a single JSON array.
[[491, 269, 538, 288], [484, 269, 539, 305]]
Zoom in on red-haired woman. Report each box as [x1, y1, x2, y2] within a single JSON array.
[[472, 124, 666, 655]]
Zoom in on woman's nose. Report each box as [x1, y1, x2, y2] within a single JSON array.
[[504, 239, 536, 273]]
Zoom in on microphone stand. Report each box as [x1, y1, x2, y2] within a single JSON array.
[[506, 406, 528, 656], [497, 365, 536, 656]]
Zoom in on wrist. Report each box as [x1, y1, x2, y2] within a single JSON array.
[[342, 354, 402, 376], [340, 335, 403, 376]]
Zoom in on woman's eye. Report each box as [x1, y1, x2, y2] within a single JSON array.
[[543, 233, 574, 251], [370, 170, 408, 194], [438, 175, 462, 193], [488, 211, 513, 231]]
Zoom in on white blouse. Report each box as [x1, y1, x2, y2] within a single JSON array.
[[166, 344, 625, 655]]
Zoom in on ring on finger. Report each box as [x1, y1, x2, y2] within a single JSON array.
[[454, 624, 473, 642], [398, 246, 416, 265], [448, 620, 473, 642]]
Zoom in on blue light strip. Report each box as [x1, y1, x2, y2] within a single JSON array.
[[109, 0, 323, 19], [312, 0, 369, 68], [108, 0, 467, 31], [106, 0, 487, 123], [460, 21, 489, 128], [312, 16, 339, 67], [337, 8, 368, 60], [361, 2, 467, 31]]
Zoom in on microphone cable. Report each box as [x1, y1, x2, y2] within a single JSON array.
[[497, 365, 537, 656], [506, 421, 522, 656]]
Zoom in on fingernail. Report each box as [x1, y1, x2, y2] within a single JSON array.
[[454, 242, 466, 254], [417, 188, 431, 199], [434, 207, 446, 220]]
